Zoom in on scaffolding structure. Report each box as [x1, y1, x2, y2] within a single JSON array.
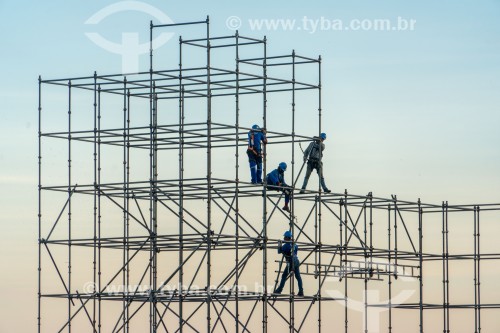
[[38, 17, 500, 332]]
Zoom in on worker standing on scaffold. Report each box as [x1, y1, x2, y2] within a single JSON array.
[[300, 132, 331, 194], [247, 124, 267, 184], [266, 162, 292, 212], [274, 230, 304, 296]]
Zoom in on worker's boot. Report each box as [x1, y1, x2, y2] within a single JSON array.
[[300, 177, 309, 194], [320, 178, 331, 193], [274, 287, 282, 294], [282, 205, 290, 212], [297, 290, 304, 296]]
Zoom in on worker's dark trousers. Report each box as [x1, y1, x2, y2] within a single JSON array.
[[267, 185, 291, 204], [277, 257, 303, 292], [247, 150, 263, 183], [301, 160, 328, 191]]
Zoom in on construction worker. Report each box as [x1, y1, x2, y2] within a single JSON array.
[[300, 132, 331, 194], [266, 162, 292, 212], [247, 124, 267, 184], [274, 230, 304, 296]]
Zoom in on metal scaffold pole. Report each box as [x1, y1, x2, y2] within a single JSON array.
[[344, 191, 348, 333], [442, 201, 449, 333], [262, 34, 268, 333], [234, 30, 241, 333], [206, 16, 212, 333], [122, 80, 131, 333], [178, 44, 185, 331], [290, 49, 296, 333], [317, 55, 323, 333], [388, 203, 392, 333], [151, 86, 159, 332], [97, 83, 102, 333], [474, 205, 482, 333], [67, 79, 73, 333], [37, 75, 42, 333], [363, 197, 368, 333], [148, 20, 155, 332], [92, 71, 98, 332], [418, 198, 424, 333], [315, 55, 323, 333]]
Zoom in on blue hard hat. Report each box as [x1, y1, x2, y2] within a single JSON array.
[[284, 230, 292, 238], [320, 132, 327, 140], [252, 124, 260, 130], [279, 162, 287, 171]]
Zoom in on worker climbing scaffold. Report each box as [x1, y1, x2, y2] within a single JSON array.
[[274, 230, 304, 296], [247, 124, 267, 184]]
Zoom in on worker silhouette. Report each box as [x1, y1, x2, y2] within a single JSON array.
[[300, 132, 331, 194], [266, 162, 292, 212], [247, 124, 267, 184], [274, 230, 304, 296]]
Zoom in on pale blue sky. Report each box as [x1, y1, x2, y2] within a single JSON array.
[[1, 0, 499, 331]]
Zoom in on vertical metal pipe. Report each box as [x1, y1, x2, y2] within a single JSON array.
[[206, 16, 213, 333], [418, 199, 424, 333], [149, 20, 154, 76], [317, 55, 322, 333], [364, 200, 368, 333], [179, 85, 185, 332], [339, 195, 343, 333], [441, 201, 449, 333], [178, 36, 184, 333], [441, 202, 446, 333], [369, 193, 373, 257], [369, 191, 374, 309], [262, 35, 268, 333], [441, 202, 445, 333], [149, 20, 155, 333], [388, 203, 392, 333], [125, 83, 131, 333], [67, 80, 72, 333], [316, 195, 321, 333], [235, 31, 240, 333], [154, 91, 159, 332], [149, 83, 158, 332], [474, 206, 481, 332], [474, 206, 477, 333], [122, 77, 128, 333], [290, 49, 296, 333], [445, 202, 449, 332], [97, 85, 102, 333], [477, 206, 481, 332], [363, 200, 368, 253], [394, 196, 398, 270], [92, 71, 98, 332], [344, 191, 348, 333], [318, 55, 322, 166], [37, 75, 42, 333]]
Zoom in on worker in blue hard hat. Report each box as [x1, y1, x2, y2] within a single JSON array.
[[300, 132, 331, 194], [266, 162, 292, 212], [274, 230, 304, 296], [247, 124, 267, 184]]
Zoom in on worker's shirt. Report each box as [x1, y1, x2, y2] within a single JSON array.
[[266, 168, 287, 187], [278, 242, 299, 262], [303, 140, 325, 162], [247, 130, 267, 153]]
